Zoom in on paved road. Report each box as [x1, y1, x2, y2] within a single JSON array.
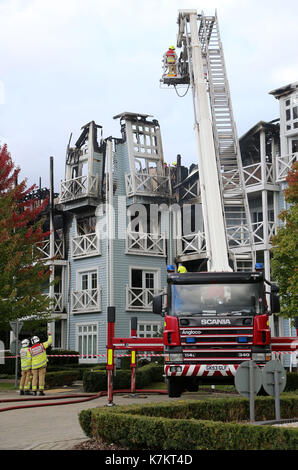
[[0, 386, 206, 450]]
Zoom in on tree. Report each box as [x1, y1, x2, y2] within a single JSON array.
[[271, 162, 298, 319], [0, 144, 53, 329]]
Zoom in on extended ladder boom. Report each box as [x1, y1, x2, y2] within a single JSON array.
[[178, 10, 231, 272]]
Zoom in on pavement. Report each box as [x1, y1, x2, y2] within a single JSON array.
[[0, 383, 209, 451]]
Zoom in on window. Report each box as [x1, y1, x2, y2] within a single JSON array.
[[77, 216, 96, 235], [137, 321, 161, 338], [77, 323, 98, 361], [80, 271, 98, 291], [127, 267, 159, 310], [73, 269, 100, 312], [285, 94, 298, 133], [291, 140, 298, 153]]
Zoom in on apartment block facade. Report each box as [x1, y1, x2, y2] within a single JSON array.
[[42, 82, 297, 364]]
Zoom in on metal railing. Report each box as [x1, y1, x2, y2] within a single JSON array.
[[72, 233, 100, 258]]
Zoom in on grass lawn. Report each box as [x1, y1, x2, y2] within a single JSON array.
[[0, 382, 16, 390]]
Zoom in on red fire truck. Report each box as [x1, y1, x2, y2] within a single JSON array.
[[153, 270, 281, 397]]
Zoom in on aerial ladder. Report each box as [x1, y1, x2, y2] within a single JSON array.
[[162, 9, 255, 271]]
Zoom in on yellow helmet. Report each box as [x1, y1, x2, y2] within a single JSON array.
[[178, 265, 187, 273], [169, 45, 175, 50]]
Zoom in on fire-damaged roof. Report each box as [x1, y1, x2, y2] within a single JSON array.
[[269, 81, 298, 99]]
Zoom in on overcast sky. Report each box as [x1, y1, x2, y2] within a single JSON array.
[[0, 0, 298, 191]]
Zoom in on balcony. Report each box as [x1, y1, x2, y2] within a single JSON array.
[[177, 232, 207, 257], [72, 288, 101, 313], [125, 173, 171, 198], [276, 152, 297, 182], [242, 162, 277, 189], [251, 221, 276, 246], [72, 233, 100, 259], [59, 175, 99, 203], [35, 238, 65, 260], [126, 231, 166, 257], [126, 286, 159, 311]]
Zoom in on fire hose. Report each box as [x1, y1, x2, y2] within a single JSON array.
[[0, 389, 168, 413]]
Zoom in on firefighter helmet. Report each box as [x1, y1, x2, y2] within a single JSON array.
[[178, 265, 187, 273], [167, 264, 175, 272], [31, 336, 40, 345], [21, 339, 30, 348]]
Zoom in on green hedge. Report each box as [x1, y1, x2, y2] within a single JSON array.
[[83, 363, 164, 392], [47, 349, 80, 366], [45, 370, 80, 388], [79, 397, 298, 450], [285, 372, 298, 391]]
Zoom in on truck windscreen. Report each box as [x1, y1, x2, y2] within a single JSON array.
[[171, 283, 263, 316]]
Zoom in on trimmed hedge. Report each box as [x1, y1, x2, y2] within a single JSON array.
[[79, 397, 298, 450], [45, 370, 80, 388], [47, 349, 80, 366], [83, 363, 164, 392]]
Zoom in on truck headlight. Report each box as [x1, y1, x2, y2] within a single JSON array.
[[166, 353, 183, 362], [252, 353, 271, 361]]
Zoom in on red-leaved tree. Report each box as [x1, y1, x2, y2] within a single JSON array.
[[0, 144, 53, 328]]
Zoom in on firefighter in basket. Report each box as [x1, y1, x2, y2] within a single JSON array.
[[163, 45, 178, 77]]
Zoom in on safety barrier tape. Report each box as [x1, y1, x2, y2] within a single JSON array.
[[1, 353, 166, 359], [1, 352, 297, 360]]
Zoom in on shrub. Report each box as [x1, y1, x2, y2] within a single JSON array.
[[79, 397, 298, 450], [45, 370, 80, 388], [83, 363, 164, 392], [47, 349, 79, 366]]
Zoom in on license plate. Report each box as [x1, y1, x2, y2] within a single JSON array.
[[206, 365, 228, 371]]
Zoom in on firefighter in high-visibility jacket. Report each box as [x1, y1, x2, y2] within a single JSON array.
[[30, 333, 52, 396], [19, 339, 32, 395]]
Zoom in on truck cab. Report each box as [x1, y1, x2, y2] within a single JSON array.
[[153, 271, 280, 397]]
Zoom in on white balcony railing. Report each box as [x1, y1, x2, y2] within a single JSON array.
[[59, 175, 99, 203], [177, 232, 206, 256], [72, 233, 100, 258], [125, 173, 171, 197], [126, 286, 159, 311], [35, 238, 64, 260], [126, 231, 166, 256], [251, 221, 276, 245], [45, 292, 64, 313], [52, 293, 64, 312], [72, 288, 101, 313], [242, 162, 275, 187], [276, 153, 297, 182]]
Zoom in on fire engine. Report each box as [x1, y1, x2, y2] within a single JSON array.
[[155, 10, 295, 397], [153, 270, 280, 397]]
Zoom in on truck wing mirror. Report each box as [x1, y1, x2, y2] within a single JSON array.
[[152, 294, 163, 315], [270, 293, 280, 314]]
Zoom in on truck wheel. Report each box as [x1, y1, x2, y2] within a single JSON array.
[[167, 378, 183, 398]]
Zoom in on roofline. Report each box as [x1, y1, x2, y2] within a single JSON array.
[[269, 81, 298, 99], [240, 120, 279, 142]]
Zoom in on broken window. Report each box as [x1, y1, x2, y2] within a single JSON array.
[[77, 216, 96, 235]]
